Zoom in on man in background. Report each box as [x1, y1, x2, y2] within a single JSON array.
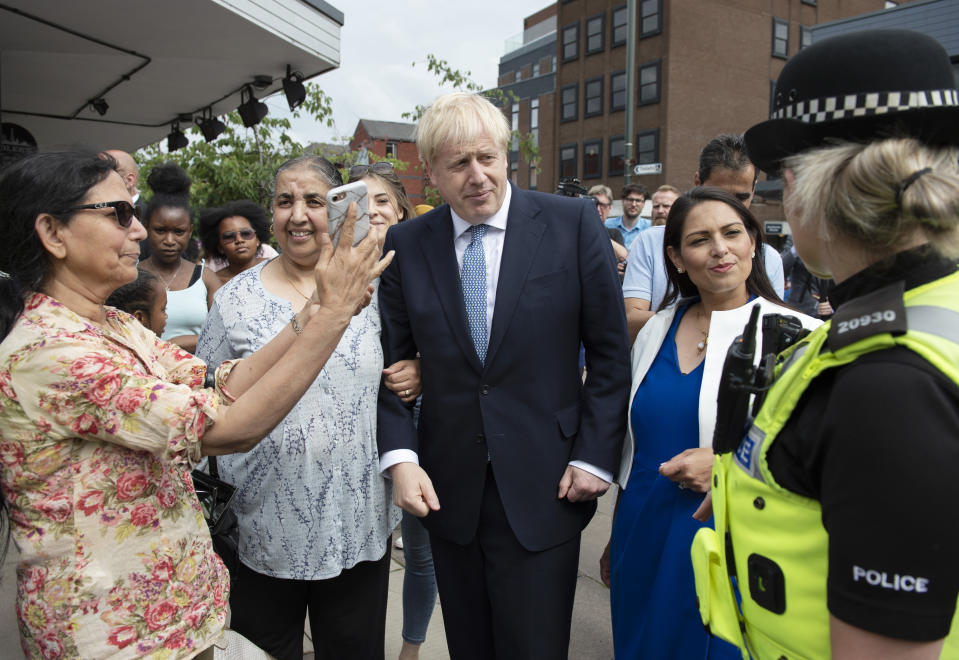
[[605, 183, 649, 250], [649, 185, 680, 226]]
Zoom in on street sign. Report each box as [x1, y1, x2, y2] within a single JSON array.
[[633, 162, 662, 175]]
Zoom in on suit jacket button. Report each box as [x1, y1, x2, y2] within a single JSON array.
[[481, 385, 490, 395], [475, 433, 485, 444]]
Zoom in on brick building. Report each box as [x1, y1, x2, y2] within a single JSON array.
[[498, 0, 890, 215], [349, 119, 426, 206]]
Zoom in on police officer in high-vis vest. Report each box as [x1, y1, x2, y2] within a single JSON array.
[[692, 29, 959, 660]]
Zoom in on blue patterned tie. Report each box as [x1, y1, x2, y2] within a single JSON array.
[[462, 224, 489, 363]]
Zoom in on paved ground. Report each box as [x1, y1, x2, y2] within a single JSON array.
[[0, 488, 617, 659]]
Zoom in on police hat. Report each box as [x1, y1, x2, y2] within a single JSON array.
[[745, 29, 959, 175]]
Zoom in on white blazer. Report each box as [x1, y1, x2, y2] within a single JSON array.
[[616, 298, 821, 489]]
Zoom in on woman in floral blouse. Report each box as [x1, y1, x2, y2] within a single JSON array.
[[0, 150, 391, 659]]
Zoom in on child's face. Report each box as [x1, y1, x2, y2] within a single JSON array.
[[146, 284, 168, 337]]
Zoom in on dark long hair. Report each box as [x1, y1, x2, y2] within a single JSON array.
[[198, 200, 271, 261], [659, 186, 782, 310], [0, 150, 117, 341]]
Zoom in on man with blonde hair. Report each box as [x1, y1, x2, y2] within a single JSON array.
[[377, 92, 629, 659], [649, 184, 680, 226]]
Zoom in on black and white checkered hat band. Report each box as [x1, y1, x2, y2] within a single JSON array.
[[772, 89, 959, 122]]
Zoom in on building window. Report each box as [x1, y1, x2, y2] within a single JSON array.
[[612, 5, 627, 47], [610, 70, 626, 111], [385, 142, 397, 158], [530, 98, 539, 146], [583, 140, 602, 179], [609, 136, 625, 176], [561, 83, 578, 122], [511, 103, 519, 151], [585, 77, 603, 117], [638, 60, 661, 106], [516, 69, 523, 82], [772, 18, 789, 59], [636, 129, 659, 164], [770, 80, 777, 116], [511, 160, 518, 184], [586, 13, 605, 54], [560, 144, 578, 179], [533, 62, 540, 77], [551, 55, 557, 72], [800, 26, 813, 49], [641, 0, 662, 37], [529, 165, 538, 191], [801, 0, 817, 4], [562, 22, 580, 61]]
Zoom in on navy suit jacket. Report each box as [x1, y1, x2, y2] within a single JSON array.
[[377, 185, 630, 552]]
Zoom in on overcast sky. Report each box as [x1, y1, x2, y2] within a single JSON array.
[[265, 0, 553, 145]]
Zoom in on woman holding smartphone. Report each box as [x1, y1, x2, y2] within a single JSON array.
[[196, 155, 420, 660]]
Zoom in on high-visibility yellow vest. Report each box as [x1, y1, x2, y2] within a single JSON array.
[[692, 270, 959, 660]]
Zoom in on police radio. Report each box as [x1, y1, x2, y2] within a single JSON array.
[[712, 308, 810, 454]]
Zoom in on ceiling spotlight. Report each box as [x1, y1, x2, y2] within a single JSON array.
[[252, 74, 273, 89], [90, 98, 109, 116], [167, 122, 188, 152], [237, 85, 268, 128], [196, 108, 226, 142], [283, 65, 307, 111]]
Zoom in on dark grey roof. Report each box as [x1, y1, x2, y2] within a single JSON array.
[[358, 119, 417, 142]]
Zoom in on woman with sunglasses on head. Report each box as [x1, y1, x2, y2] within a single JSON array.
[[605, 187, 819, 660], [138, 162, 208, 353], [196, 155, 420, 660], [198, 200, 273, 306], [0, 149, 390, 659], [348, 161, 436, 660]]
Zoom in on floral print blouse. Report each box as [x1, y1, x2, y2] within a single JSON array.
[[0, 293, 230, 659], [197, 262, 399, 580]]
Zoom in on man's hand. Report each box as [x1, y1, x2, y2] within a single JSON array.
[[557, 464, 610, 502], [390, 462, 440, 517]]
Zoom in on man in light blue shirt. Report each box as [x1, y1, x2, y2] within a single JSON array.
[[605, 183, 649, 249]]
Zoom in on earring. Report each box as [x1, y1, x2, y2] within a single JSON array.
[[676, 266, 684, 274], [269, 223, 274, 235]]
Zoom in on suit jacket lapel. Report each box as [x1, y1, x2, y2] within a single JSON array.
[[487, 188, 545, 364], [420, 207, 485, 371]]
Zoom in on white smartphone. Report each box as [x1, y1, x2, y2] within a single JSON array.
[[326, 180, 370, 247]]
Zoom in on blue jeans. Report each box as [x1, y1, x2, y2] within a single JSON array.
[[400, 509, 438, 644]]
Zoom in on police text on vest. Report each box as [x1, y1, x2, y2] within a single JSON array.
[[853, 566, 929, 592]]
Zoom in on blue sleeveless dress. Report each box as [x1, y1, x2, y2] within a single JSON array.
[[610, 306, 739, 659]]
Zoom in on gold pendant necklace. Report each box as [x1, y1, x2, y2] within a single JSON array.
[[696, 306, 710, 354], [279, 260, 314, 301]]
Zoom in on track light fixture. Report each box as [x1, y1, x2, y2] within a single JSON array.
[[237, 85, 268, 128], [196, 108, 226, 142], [282, 65, 307, 112], [167, 121, 188, 152], [90, 98, 109, 116]]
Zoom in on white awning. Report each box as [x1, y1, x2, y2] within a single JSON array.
[[0, 0, 343, 151]]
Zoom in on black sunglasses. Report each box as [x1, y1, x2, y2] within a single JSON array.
[[348, 161, 394, 180], [221, 228, 257, 242], [66, 201, 139, 228]]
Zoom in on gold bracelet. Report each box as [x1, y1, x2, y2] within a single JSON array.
[[291, 314, 303, 335]]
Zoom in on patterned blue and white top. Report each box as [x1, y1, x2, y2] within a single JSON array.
[[196, 260, 399, 580]]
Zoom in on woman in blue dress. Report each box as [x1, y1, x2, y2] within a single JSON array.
[[604, 187, 819, 658]]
